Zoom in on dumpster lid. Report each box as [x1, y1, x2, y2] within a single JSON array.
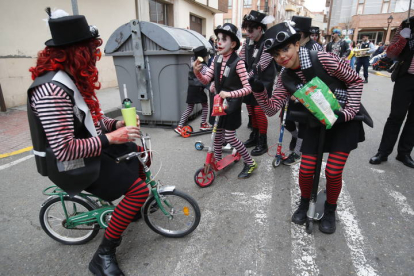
[[105, 21, 212, 54]]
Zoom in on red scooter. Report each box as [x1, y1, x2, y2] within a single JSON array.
[[194, 114, 241, 188]]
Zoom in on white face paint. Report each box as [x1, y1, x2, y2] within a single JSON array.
[[216, 33, 234, 55]]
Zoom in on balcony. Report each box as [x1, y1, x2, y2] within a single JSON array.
[[285, 3, 296, 12], [187, 0, 228, 13], [257, 5, 269, 13]]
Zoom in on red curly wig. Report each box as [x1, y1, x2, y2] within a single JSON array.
[[30, 38, 103, 123]]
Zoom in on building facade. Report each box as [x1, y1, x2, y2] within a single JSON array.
[[326, 0, 413, 44], [0, 0, 228, 109]]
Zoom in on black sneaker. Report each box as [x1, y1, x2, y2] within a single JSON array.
[[364, 79, 368, 83], [238, 160, 257, 179], [282, 152, 301, 166]]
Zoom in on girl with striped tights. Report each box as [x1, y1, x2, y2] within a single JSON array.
[[250, 21, 366, 234], [28, 10, 149, 275], [194, 23, 258, 179]]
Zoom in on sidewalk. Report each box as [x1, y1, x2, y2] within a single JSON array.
[[0, 87, 122, 158]]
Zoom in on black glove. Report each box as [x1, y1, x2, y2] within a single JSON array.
[[334, 110, 346, 124], [248, 77, 264, 93]]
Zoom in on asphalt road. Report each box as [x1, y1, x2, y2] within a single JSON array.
[[1, 72, 413, 276]]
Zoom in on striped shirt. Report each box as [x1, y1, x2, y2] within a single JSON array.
[[254, 50, 363, 122], [195, 51, 252, 98], [30, 83, 116, 162], [239, 40, 274, 78], [387, 25, 414, 74]]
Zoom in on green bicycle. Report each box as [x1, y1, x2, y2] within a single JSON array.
[[39, 132, 201, 245]]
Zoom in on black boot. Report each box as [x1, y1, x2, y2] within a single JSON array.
[[244, 128, 259, 148], [89, 237, 125, 276], [251, 134, 268, 156], [292, 197, 310, 225], [247, 115, 253, 129], [319, 202, 337, 234]]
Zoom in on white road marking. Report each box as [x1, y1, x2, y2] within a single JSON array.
[[323, 163, 378, 276], [290, 162, 378, 276], [385, 188, 414, 216], [0, 154, 33, 171], [172, 159, 273, 276], [290, 163, 320, 276], [370, 168, 385, 174]]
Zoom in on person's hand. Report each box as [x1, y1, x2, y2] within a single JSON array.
[[106, 126, 141, 144], [248, 77, 264, 92], [334, 110, 346, 124], [400, 28, 411, 39], [116, 115, 140, 129], [193, 58, 203, 74], [219, 91, 230, 99]]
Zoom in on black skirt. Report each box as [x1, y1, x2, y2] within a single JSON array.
[[85, 142, 142, 202], [301, 120, 365, 154], [217, 108, 242, 130], [187, 86, 207, 104]]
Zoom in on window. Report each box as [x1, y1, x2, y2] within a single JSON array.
[[382, 0, 390, 13], [149, 0, 168, 25], [224, 18, 232, 23], [244, 0, 252, 8], [357, 0, 364, 14], [228, 0, 232, 8]]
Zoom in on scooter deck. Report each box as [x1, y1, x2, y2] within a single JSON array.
[[314, 189, 327, 220], [181, 129, 212, 138], [216, 152, 241, 170]]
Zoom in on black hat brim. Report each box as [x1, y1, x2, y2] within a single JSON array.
[[45, 34, 99, 47], [264, 33, 300, 53], [214, 29, 240, 51]]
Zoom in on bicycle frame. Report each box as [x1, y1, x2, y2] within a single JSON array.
[[42, 132, 175, 230]]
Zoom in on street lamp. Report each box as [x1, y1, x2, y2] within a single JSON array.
[[386, 15, 394, 42]]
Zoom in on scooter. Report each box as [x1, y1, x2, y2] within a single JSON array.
[[272, 101, 289, 167], [180, 125, 212, 138], [194, 115, 240, 188], [290, 110, 364, 234]]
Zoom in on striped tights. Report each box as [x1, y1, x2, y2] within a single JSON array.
[[104, 178, 149, 240], [178, 103, 208, 126], [247, 104, 268, 134], [214, 129, 253, 165], [298, 152, 349, 204]]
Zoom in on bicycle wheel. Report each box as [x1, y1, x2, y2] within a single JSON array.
[[194, 167, 215, 187], [143, 190, 201, 238], [39, 196, 100, 245]]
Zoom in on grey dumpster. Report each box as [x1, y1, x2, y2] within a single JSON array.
[[105, 20, 212, 126]]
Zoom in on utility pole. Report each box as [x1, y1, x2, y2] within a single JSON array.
[[71, 0, 79, 15], [326, 0, 333, 40]]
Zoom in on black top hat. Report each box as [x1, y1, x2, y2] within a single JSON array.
[[243, 10, 266, 24], [193, 46, 208, 59], [45, 14, 99, 47], [263, 21, 301, 53], [214, 23, 242, 50], [310, 26, 320, 34], [291, 16, 312, 33]]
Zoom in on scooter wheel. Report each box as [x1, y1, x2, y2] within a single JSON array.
[[195, 142, 204, 151], [272, 157, 281, 168], [194, 168, 215, 188], [305, 218, 314, 234], [181, 126, 192, 138]]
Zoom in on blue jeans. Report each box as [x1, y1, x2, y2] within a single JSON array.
[[356, 57, 369, 80], [350, 56, 356, 70]]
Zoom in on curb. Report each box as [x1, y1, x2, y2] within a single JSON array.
[[369, 70, 391, 78]]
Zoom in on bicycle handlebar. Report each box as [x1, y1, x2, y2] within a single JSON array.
[[115, 131, 151, 164]]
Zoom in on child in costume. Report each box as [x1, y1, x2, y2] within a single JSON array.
[[174, 46, 212, 134], [194, 23, 258, 179], [250, 21, 368, 233], [240, 10, 276, 156], [28, 9, 149, 275]]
